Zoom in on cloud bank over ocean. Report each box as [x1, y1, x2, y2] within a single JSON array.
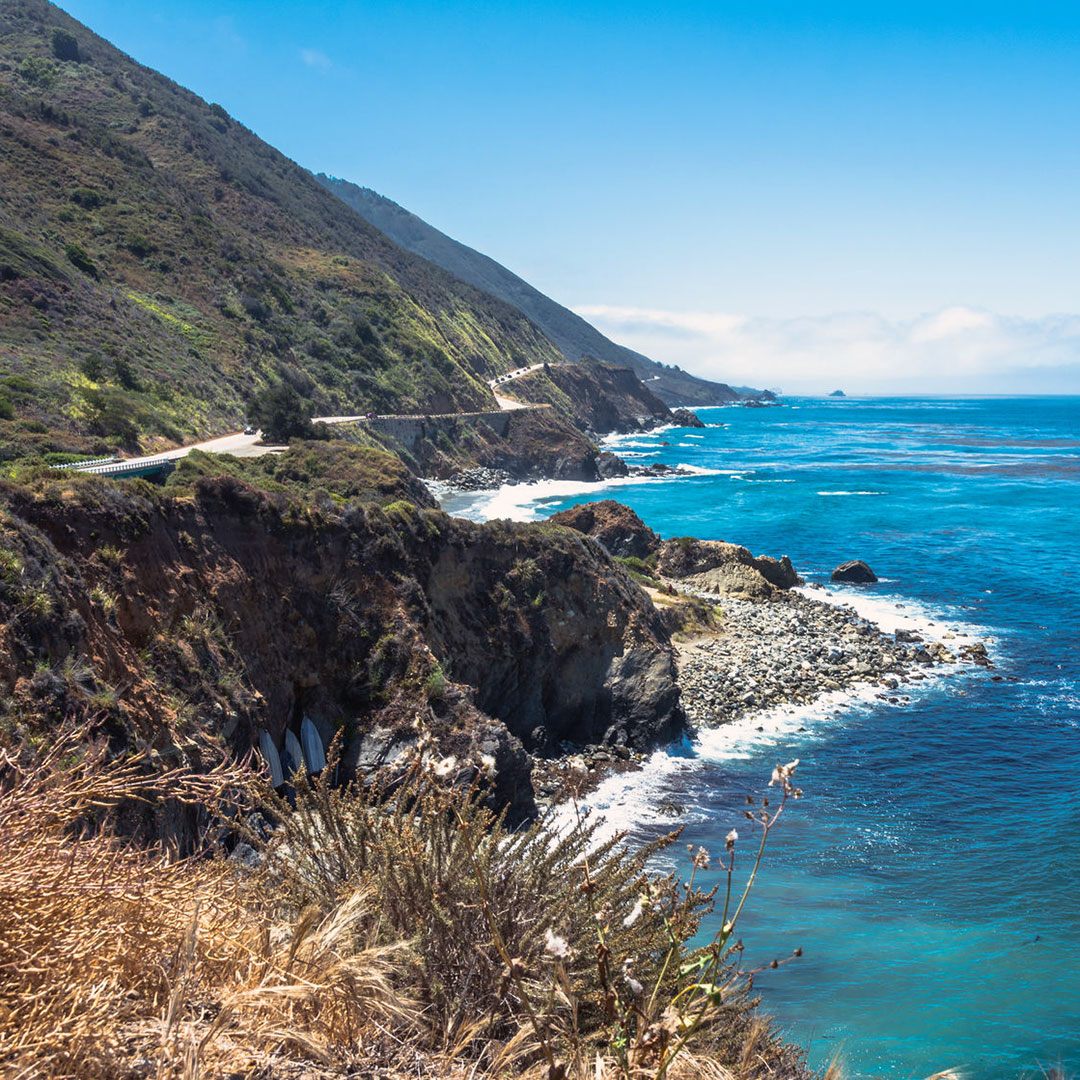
[[574, 304, 1080, 394]]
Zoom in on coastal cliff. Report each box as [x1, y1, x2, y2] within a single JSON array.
[[0, 463, 682, 830]]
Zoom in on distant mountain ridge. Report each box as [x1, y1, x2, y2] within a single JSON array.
[[315, 176, 751, 407]]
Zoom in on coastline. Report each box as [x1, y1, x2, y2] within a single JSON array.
[[431, 465, 997, 824]]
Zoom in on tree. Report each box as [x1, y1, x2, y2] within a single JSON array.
[[247, 382, 316, 442]]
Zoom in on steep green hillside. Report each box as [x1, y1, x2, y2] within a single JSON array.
[[0, 1, 564, 459], [317, 175, 748, 407]]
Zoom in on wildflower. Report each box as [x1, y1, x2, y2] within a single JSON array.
[[692, 846, 710, 869], [478, 753, 496, 774], [769, 758, 802, 796], [432, 755, 457, 778], [725, 828, 738, 852], [544, 928, 571, 959], [623, 898, 644, 927]]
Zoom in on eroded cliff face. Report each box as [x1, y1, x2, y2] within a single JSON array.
[[0, 474, 683, 825]]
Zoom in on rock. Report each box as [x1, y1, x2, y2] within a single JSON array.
[[596, 450, 630, 478], [895, 629, 923, 643], [549, 500, 660, 559], [831, 560, 878, 583], [669, 408, 706, 428], [656, 537, 802, 597]]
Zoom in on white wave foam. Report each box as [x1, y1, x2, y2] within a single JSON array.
[[816, 490, 887, 496], [554, 679, 928, 836], [732, 477, 796, 484], [795, 583, 987, 642], [438, 468, 718, 523]]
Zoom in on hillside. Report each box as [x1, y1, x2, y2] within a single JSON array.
[[316, 176, 749, 407], [0, 1, 572, 460]]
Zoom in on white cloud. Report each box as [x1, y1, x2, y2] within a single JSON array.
[[572, 304, 1080, 393], [300, 48, 333, 72]]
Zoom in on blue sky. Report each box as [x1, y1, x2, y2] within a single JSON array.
[[60, 1, 1080, 392]]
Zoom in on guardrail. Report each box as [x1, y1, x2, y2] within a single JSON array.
[[80, 456, 176, 476], [50, 457, 120, 471]]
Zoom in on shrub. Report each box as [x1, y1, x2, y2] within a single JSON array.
[[65, 242, 99, 279], [70, 187, 105, 209], [17, 57, 57, 88], [254, 749, 808, 1078], [111, 356, 140, 391], [124, 233, 155, 258], [79, 352, 104, 381], [0, 735, 415, 1079], [50, 27, 80, 62]]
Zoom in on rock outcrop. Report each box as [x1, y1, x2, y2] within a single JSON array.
[[549, 500, 660, 560], [831, 559, 878, 583], [669, 408, 706, 429], [657, 537, 801, 598], [0, 471, 684, 828]]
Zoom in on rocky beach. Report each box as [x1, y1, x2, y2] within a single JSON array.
[[674, 586, 992, 728]]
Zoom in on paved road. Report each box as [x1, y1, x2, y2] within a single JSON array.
[[488, 362, 550, 410], [72, 386, 556, 476]]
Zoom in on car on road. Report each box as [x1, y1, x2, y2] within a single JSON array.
[[243, 425, 256, 435]]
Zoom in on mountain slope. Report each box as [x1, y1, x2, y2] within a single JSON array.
[[0, 1, 568, 458], [315, 176, 745, 407]]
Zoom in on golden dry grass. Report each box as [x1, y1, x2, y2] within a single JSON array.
[[0, 736, 418, 1080], [0, 732, 820, 1080]]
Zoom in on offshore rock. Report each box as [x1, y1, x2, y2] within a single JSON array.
[[669, 408, 706, 428], [596, 451, 630, 478], [831, 559, 878, 583]]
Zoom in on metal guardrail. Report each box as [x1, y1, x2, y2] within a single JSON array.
[[50, 457, 119, 471], [80, 456, 176, 476]]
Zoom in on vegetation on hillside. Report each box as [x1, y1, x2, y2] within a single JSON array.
[[0, 0, 563, 462]]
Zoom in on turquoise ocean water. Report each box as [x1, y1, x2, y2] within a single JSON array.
[[447, 396, 1080, 1078]]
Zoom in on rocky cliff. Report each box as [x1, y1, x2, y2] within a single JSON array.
[[0, 466, 683, 827]]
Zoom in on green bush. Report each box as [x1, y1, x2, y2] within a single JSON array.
[[65, 243, 99, 279], [50, 28, 80, 62], [18, 57, 58, 89], [80, 353, 104, 381], [70, 188, 105, 210], [125, 234, 155, 258], [246, 381, 315, 442]]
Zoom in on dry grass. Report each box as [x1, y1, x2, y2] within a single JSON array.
[[0, 731, 815, 1080], [0, 735, 417, 1080]]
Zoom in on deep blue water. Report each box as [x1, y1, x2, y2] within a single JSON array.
[[456, 396, 1080, 1078]]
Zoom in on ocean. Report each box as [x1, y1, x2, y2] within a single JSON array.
[[443, 396, 1080, 1079]]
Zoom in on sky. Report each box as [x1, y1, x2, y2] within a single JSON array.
[[60, 0, 1080, 393]]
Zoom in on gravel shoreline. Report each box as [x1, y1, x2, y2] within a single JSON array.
[[674, 584, 992, 728]]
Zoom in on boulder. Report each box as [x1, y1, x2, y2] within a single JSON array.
[[831, 560, 878, 584], [549, 499, 660, 559], [596, 450, 630, 478], [670, 408, 706, 429], [656, 537, 802, 597]]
